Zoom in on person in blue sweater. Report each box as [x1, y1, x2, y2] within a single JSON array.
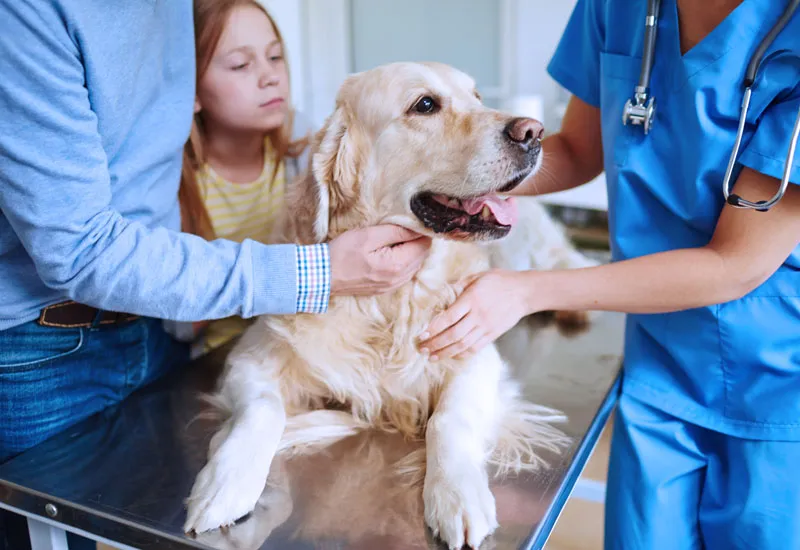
[[0, 1, 431, 547]]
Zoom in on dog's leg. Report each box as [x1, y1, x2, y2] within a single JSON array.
[[423, 345, 505, 550], [184, 328, 287, 534]]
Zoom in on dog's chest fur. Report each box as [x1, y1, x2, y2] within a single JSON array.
[[262, 240, 490, 437]]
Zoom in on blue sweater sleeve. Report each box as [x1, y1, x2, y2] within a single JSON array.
[[0, 1, 303, 321]]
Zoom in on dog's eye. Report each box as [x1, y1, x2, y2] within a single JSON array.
[[412, 96, 440, 115]]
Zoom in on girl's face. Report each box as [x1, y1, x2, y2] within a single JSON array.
[[196, 5, 290, 134]]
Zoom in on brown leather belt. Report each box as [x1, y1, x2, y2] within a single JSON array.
[[37, 301, 140, 329]]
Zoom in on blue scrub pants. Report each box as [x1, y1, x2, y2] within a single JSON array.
[[605, 393, 800, 550]]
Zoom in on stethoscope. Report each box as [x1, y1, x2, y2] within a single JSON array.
[[622, 0, 800, 211]]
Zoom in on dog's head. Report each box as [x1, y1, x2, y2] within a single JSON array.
[[289, 61, 543, 244]]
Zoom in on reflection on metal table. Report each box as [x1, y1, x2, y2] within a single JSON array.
[[0, 310, 625, 550]]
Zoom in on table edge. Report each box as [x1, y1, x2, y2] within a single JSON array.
[[0, 484, 209, 550], [522, 368, 622, 550]]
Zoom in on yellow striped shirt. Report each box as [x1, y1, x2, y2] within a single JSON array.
[[196, 140, 286, 352]]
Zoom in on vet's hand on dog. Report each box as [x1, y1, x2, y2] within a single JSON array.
[[329, 224, 432, 296], [419, 269, 531, 360]]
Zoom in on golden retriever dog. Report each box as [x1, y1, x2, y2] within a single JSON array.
[[184, 61, 583, 549]]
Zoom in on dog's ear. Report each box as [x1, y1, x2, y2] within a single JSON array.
[[289, 104, 363, 244]]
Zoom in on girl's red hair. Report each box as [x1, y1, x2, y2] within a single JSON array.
[[179, 0, 308, 239]]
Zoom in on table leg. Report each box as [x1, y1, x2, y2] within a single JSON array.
[[27, 517, 70, 550]]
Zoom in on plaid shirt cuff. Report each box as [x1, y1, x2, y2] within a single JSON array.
[[295, 244, 331, 313]]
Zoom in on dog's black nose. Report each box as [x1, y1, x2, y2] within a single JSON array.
[[504, 117, 544, 150]]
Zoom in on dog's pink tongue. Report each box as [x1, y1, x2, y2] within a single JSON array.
[[461, 196, 518, 225]]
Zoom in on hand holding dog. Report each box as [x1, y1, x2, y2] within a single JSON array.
[[418, 269, 533, 360], [329, 224, 432, 296]]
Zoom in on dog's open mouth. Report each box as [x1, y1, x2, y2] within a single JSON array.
[[410, 191, 518, 239], [410, 169, 532, 240]]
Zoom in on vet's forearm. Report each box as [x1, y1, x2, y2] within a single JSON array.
[[512, 96, 603, 197], [523, 247, 755, 315], [513, 133, 602, 196]]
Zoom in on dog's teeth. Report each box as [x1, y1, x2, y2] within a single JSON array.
[[481, 205, 491, 219]]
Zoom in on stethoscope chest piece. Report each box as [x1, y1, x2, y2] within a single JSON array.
[[622, 0, 661, 135], [623, 91, 656, 134]]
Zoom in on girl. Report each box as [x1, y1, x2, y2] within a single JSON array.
[[179, 0, 311, 354]]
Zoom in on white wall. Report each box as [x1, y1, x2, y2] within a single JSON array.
[[508, 1, 608, 211], [301, 0, 351, 128], [510, 1, 577, 130], [295, 0, 580, 130], [259, 0, 308, 114]]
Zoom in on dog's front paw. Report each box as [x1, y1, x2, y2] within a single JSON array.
[[184, 453, 271, 534], [423, 466, 498, 549], [190, 480, 294, 550]]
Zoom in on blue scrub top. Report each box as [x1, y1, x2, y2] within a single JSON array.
[[548, 0, 800, 440]]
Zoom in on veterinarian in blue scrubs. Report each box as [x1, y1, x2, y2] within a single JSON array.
[[419, 0, 800, 547]]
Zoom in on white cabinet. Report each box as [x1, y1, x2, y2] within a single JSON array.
[[539, 174, 609, 212]]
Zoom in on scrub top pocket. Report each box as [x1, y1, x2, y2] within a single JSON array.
[[718, 272, 800, 429], [599, 52, 648, 168]]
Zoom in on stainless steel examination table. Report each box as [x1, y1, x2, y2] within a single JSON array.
[[0, 311, 625, 550]]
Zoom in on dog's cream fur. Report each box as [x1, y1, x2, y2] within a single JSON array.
[[184, 62, 592, 550]]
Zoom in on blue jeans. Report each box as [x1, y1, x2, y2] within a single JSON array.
[[0, 315, 189, 549]]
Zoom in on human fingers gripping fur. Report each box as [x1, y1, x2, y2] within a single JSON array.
[[420, 301, 470, 344], [454, 333, 494, 361], [329, 225, 431, 296], [421, 270, 531, 358], [420, 318, 473, 357], [436, 324, 485, 360]]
